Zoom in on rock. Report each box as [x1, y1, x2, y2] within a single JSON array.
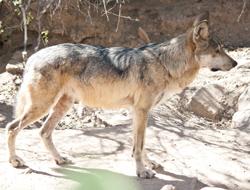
[[160, 185, 176, 190], [0, 72, 17, 104], [231, 86, 250, 128], [6, 63, 24, 75], [14, 78, 22, 85], [82, 115, 92, 123], [236, 61, 250, 70], [187, 84, 226, 121], [77, 106, 96, 119], [231, 110, 250, 128], [96, 109, 132, 126], [200, 187, 227, 190], [237, 86, 250, 110]]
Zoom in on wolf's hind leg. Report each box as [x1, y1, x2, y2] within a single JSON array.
[[6, 78, 61, 168], [6, 119, 25, 167], [6, 102, 53, 167], [40, 94, 73, 165]]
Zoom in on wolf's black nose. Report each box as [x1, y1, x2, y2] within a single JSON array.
[[232, 60, 238, 67]]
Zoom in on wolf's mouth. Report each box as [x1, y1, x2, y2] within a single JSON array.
[[211, 68, 221, 72]]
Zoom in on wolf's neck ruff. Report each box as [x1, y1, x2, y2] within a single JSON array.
[[149, 33, 198, 79]]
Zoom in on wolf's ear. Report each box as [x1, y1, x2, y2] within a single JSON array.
[[193, 12, 209, 41]]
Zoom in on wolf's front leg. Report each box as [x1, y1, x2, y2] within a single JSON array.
[[132, 108, 155, 178]]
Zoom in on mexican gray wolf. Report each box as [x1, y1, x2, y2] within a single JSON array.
[[6, 12, 237, 178]]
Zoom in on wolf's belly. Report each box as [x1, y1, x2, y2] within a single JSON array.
[[66, 80, 135, 109]]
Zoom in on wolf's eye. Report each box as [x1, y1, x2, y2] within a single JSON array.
[[215, 49, 220, 54]]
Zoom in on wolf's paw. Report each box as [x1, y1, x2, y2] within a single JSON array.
[[136, 168, 155, 179], [55, 156, 73, 165], [9, 155, 25, 168]]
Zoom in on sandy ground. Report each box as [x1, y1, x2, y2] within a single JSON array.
[[0, 110, 250, 190]]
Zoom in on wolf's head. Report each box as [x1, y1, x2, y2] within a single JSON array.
[[192, 12, 237, 71]]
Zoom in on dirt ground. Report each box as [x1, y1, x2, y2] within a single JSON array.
[[0, 48, 250, 190], [0, 113, 250, 190]]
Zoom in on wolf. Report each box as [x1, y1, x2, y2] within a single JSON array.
[[6, 12, 237, 178]]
